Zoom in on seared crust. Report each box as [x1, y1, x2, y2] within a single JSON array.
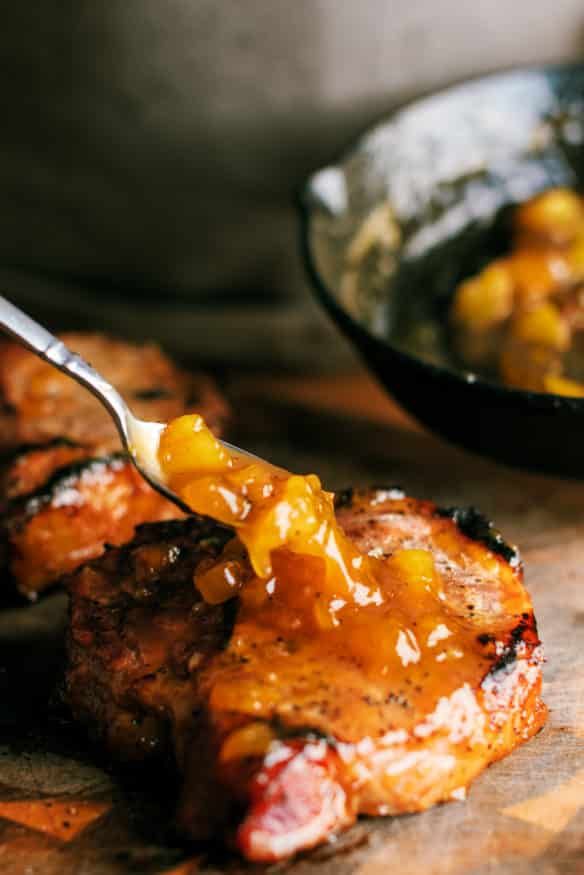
[[65, 490, 546, 862], [0, 333, 228, 453], [2, 455, 183, 599], [66, 518, 232, 759]]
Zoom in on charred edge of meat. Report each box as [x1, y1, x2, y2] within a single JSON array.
[[0, 436, 82, 465], [4, 452, 130, 527], [125, 515, 233, 556], [334, 485, 405, 509], [334, 488, 355, 509], [435, 505, 520, 568], [268, 720, 331, 746], [335, 488, 519, 567], [484, 613, 542, 679]]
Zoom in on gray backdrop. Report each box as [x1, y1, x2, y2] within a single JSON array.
[[1, 1, 584, 367]]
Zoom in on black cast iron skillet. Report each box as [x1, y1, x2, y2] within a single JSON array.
[[301, 64, 584, 478]]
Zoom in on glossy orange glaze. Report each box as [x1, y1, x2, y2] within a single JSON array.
[[158, 414, 385, 618], [158, 415, 524, 711]]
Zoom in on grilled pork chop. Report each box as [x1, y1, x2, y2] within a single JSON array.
[[65, 489, 546, 862], [0, 333, 227, 453], [0, 333, 228, 598], [1, 452, 182, 599]]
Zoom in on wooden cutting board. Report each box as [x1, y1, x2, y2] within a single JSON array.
[[1, 371, 583, 875]]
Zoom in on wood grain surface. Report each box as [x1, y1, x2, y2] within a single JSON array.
[[1, 371, 583, 875]]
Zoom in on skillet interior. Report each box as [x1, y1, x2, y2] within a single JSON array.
[[303, 65, 584, 477]]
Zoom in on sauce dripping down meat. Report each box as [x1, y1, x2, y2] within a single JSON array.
[[157, 414, 521, 694]]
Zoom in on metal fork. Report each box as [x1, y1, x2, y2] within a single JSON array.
[[0, 295, 259, 514]]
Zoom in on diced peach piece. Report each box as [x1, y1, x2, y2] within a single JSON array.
[[515, 187, 584, 245], [195, 559, 246, 604], [511, 302, 570, 351], [243, 476, 323, 577], [509, 250, 571, 304], [389, 549, 437, 598], [227, 462, 278, 504], [451, 261, 514, 331], [159, 414, 229, 478], [219, 722, 276, 763]]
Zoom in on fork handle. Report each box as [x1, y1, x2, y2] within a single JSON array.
[[0, 295, 128, 438]]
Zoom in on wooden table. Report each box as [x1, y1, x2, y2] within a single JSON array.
[[1, 371, 583, 874]]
